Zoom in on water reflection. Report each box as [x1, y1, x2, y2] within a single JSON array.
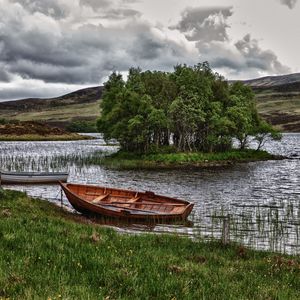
[[0, 133, 299, 253]]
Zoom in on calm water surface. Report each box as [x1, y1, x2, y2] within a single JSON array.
[[1, 133, 299, 253]]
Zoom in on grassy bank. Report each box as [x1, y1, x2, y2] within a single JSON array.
[[101, 149, 282, 170], [0, 133, 92, 141], [1, 189, 299, 299]]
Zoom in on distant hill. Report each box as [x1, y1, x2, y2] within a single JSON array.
[[0, 86, 103, 111], [240, 74, 300, 132], [243, 73, 300, 89], [0, 73, 299, 132], [0, 86, 103, 129]]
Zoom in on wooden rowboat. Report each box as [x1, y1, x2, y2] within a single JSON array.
[[1, 171, 69, 184], [60, 182, 194, 222]]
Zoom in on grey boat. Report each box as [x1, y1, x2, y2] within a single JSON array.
[[0, 171, 69, 184]]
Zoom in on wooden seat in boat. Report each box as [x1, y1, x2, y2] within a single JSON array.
[[92, 194, 109, 203], [127, 197, 140, 203]]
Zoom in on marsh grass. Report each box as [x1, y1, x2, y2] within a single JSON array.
[[0, 151, 108, 172], [202, 200, 300, 255], [1, 189, 300, 299]]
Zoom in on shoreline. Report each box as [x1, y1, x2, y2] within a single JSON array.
[[1, 189, 299, 299], [99, 149, 285, 170]]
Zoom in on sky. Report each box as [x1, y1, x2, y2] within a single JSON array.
[[0, 0, 300, 101]]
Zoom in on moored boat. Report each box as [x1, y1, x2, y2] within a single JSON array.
[[60, 182, 194, 222], [1, 171, 69, 184]]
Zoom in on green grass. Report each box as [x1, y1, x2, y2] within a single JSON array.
[[0, 100, 101, 123], [100, 149, 280, 170], [0, 100, 100, 122], [256, 95, 300, 132], [0, 133, 92, 141], [257, 98, 300, 114], [1, 189, 300, 299]]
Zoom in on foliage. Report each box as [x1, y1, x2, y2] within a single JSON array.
[[66, 120, 97, 133], [0, 118, 8, 125], [253, 120, 282, 150], [97, 63, 279, 153]]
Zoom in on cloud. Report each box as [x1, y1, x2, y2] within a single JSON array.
[[10, 0, 69, 19], [0, 0, 199, 99], [174, 6, 290, 79], [79, 0, 111, 10], [174, 7, 233, 43], [0, 70, 11, 82], [234, 34, 290, 74], [0, 0, 196, 86], [198, 34, 290, 78], [0, 77, 88, 101], [100, 8, 142, 19], [0, 0, 294, 100], [280, 0, 298, 9]]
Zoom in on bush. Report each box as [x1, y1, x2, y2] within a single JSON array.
[[0, 118, 8, 125], [66, 120, 97, 132]]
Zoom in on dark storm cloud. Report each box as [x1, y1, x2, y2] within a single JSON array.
[[0, 0, 194, 86], [0, 68, 11, 82], [174, 7, 233, 43], [280, 0, 298, 9], [198, 34, 290, 76], [173, 6, 289, 77], [234, 34, 289, 73], [0, 0, 292, 100]]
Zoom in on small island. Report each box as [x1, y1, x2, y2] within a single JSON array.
[[100, 149, 282, 170], [0, 119, 91, 141], [97, 63, 281, 169]]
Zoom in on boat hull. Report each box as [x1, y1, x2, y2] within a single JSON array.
[[60, 182, 194, 222], [1, 172, 68, 184]]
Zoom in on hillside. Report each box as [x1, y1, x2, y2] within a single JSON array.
[[0, 74, 299, 132], [0, 86, 103, 128], [243, 73, 300, 89], [242, 73, 300, 132]]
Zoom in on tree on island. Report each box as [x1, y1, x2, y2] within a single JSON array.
[[97, 63, 280, 153]]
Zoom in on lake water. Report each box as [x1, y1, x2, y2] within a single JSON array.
[[1, 133, 299, 254]]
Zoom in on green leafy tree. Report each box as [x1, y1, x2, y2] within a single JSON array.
[[253, 120, 282, 151], [97, 64, 279, 154], [227, 82, 258, 149]]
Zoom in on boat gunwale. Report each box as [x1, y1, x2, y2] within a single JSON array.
[[60, 182, 194, 219], [63, 182, 191, 205], [1, 171, 69, 177]]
